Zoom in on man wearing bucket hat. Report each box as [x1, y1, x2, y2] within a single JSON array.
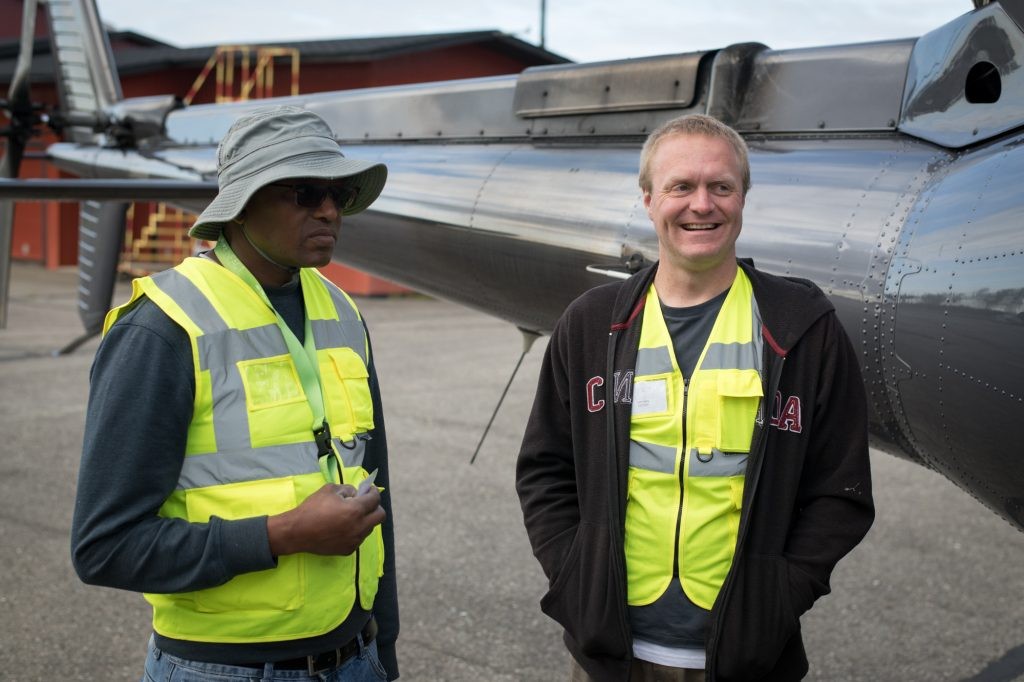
[[72, 105, 400, 680]]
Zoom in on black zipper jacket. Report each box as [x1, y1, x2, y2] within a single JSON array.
[[516, 260, 874, 681]]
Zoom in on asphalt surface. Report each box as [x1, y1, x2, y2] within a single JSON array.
[[1, 262, 1022, 682]]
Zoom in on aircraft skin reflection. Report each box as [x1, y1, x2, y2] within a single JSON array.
[[1, 0, 1022, 529]]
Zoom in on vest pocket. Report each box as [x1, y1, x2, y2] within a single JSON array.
[[238, 355, 305, 409], [730, 476, 744, 509], [238, 355, 308, 447], [680, 476, 743, 609], [631, 375, 674, 420], [358, 525, 385, 611], [624, 467, 677, 606], [344, 466, 385, 611], [716, 372, 762, 453], [184, 478, 306, 613], [322, 348, 375, 438]]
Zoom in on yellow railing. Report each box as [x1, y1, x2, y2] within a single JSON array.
[[184, 46, 300, 104]]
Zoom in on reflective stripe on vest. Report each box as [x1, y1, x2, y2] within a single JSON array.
[[625, 269, 763, 610], [104, 257, 383, 643]]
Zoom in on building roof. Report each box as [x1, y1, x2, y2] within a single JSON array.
[[0, 30, 570, 84]]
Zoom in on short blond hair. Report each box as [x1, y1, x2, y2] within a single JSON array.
[[638, 114, 751, 195]]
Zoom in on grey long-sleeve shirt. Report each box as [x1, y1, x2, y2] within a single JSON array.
[[70, 277, 399, 677]]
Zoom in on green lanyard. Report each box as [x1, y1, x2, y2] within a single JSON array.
[[213, 239, 334, 457]]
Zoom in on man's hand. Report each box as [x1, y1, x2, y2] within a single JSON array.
[[266, 484, 385, 557]]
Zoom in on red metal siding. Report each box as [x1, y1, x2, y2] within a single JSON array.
[[3, 9, 556, 291]]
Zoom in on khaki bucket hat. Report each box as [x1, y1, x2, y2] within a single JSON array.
[[189, 105, 387, 241]]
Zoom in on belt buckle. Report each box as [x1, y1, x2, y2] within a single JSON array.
[[306, 649, 342, 676]]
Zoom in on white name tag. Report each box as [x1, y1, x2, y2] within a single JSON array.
[[633, 378, 668, 415]]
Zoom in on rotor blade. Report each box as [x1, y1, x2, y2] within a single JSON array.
[[4, 0, 40, 177], [0, 131, 22, 330], [8, 0, 39, 102], [0, 178, 218, 202], [0, 0, 40, 329], [0, 146, 17, 181], [0, 198, 14, 329], [77, 201, 128, 336]]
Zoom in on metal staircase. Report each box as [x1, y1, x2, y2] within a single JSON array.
[[120, 46, 300, 274]]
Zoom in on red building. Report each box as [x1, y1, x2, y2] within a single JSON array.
[[0, 0, 568, 291]]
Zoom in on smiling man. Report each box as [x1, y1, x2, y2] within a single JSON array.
[[516, 114, 874, 682], [72, 106, 400, 681]]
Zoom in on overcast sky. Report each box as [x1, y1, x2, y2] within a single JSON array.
[[95, 0, 973, 63]]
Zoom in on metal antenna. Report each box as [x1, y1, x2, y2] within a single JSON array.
[[469, 328, 541, 464], [539, 0, 547, 49]]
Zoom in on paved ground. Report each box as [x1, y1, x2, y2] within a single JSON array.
[[1, 262, 1022, 682]]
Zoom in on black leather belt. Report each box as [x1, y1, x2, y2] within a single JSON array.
[[238, 618, 377, 675]]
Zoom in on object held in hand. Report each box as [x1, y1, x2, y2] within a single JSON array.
[[356, 469, 378, 497]]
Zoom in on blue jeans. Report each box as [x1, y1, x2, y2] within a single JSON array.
[[142, 636, 388, 681]]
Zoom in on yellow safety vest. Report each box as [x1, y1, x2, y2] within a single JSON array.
[[625, 269, 763, 610], [103, 257, 383, 643]]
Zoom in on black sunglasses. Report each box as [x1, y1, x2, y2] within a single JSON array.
[[271, 182, 359, 211]]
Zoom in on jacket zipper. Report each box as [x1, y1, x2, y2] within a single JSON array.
[[705, 354, 784, 681], [606, 275, 655, 675], [605, 326, 632, 662]]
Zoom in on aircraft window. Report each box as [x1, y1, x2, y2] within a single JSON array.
[[965, 61, 1001, 104]]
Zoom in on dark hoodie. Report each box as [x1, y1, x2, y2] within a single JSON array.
[[516, 260, 874, 682]]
